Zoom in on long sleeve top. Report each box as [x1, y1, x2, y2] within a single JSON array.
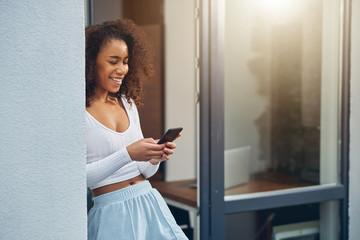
[[86, 96, 159, 190]]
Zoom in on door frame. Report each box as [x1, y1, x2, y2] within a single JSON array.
[[198, 0, 351, 239]]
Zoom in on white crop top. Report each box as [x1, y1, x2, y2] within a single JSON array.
[[86, 96, 159, 190]]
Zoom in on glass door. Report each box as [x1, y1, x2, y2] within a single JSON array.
[[199, 0, 350, 239]]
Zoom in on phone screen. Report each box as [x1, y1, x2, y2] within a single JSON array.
[[157, 127, 183, 144]]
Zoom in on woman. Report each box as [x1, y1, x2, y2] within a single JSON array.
[[86, 19, 188, 240]]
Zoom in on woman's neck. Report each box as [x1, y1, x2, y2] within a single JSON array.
[[93, 88, 111, 103]]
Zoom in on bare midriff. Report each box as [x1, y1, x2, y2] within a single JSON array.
[[92, 175, 146, 197]]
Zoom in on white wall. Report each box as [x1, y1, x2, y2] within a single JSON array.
[[164, 0, 197, 181], [349, 0, 360, 238], [0, 1, 86, 239]]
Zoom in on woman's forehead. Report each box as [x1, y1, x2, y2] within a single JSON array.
[[100, 39, 128, 54]]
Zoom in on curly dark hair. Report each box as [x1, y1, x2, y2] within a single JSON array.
[[85, 19, 154, 107]]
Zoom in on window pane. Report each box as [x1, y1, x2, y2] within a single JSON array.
[[224, 0, 342, 196], [225, 201, 340, 240]]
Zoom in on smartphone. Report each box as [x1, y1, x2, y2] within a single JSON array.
[[157, 127, 183, 144]]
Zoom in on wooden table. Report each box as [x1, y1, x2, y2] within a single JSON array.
[[150, 179, 197, 208], [225, 172, 314, 196], [150, 172, 314, 208]]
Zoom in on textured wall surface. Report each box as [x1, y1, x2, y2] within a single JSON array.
[[0, 1, 86, 239], [349, 0, 360, 239]]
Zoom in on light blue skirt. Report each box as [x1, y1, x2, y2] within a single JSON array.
[[88, 181, 188, 240]]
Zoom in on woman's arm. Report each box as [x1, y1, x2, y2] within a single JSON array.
[[87, 147, 132, 187], [136, 160, 160, 179], [87, 138, 165, 187]]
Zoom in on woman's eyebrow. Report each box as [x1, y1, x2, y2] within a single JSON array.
[[109, 56, 120, 59], [108, 55, 129, 59]]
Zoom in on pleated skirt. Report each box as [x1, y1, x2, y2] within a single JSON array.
[[88, 181, 188, 240]]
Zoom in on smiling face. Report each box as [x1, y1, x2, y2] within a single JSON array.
[[95, 39, 129, 95]]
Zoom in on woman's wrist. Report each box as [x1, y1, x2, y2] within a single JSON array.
[[150, 159, 161, 165]]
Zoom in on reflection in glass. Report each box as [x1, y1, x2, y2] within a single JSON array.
[[224, 0, 342, 196]]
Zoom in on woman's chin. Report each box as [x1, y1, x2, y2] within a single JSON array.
[[109, 86, 121, 93]]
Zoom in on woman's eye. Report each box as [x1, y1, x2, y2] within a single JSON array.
[[109, 61, 117, 65]]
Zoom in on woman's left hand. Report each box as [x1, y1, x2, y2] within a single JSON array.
[[162, 142, 176, 159], [149, 137, 179, 165]]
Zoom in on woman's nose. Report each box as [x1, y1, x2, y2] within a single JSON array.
[[116, 68, 122, 73], [116, 66, 126, 74]]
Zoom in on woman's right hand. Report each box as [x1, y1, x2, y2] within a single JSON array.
[[126, 138, 166, 162]]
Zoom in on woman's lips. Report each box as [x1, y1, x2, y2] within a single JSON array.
[[110, 77, 122, 85]]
